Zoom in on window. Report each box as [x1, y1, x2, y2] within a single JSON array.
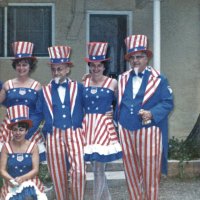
[[0, 7, 4, 57], [0, 4, 53, 57]]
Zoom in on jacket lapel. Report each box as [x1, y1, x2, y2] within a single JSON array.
[[142, 66, 161, 105], [68, 79, 78, 116], [118, 69, 132, 107], [42, 83, 53, 119]]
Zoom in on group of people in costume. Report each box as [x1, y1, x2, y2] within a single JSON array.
[[0, 34, 173, 200]]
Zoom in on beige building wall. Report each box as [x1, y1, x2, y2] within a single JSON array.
[[0, 0, 199, 140]]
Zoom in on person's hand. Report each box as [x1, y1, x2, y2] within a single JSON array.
[[15, 176, 24, 185], [82, 73, 91, 82], [138, 109, 152, 124], [9, 179, 19, 187]]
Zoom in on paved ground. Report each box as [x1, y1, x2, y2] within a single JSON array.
[[46, 177, 200, 200]]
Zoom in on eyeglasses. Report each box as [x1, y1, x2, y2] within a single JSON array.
[[51, 66, 65, 73], [130, 55, 146, 60]]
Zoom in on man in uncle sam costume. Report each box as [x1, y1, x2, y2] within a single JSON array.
[[0, 105, 47, 200], [36, 46, 85, 200], [116, 34, 174, 200]]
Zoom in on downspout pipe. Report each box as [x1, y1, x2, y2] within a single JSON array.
[[153, 0, 161, 71]]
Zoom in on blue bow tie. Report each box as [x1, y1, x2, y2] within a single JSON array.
[[131, 71, 144, 78], [52, 80, 68, 88]]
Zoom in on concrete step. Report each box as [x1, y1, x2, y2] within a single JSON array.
[[86, 171, 125, 181], [86, 159, 124, 172]]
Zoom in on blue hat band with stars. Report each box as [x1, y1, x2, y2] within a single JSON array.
[[128, 46, 147, 54], [50, 58, 70, 64], [89, 55, 106, 61], [15, 53, 32, 58], [10, 117, 29, 123]]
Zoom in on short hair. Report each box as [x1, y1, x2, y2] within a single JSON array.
[[12, 58, 37, 73], [88, 61, 109, 76], [16, 121, 29, 130]]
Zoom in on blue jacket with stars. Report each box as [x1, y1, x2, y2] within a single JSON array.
[[116, 66, 174, 175], [36, 79, 84, 138]]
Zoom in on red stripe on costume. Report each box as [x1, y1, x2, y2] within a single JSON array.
[[96, 43, 102, 56], [43, 85, 53, 115], [59, 128, 68, 198], [120, 128, 139, 199], [89, 43, 96, 56], [142, 76, 160, 105], [47, 132, 61, 200], [55, 129, 65, 198]]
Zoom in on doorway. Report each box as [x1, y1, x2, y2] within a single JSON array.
[[87, 11, 132, 78]]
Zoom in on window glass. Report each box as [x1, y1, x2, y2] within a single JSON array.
[[90, 14, 127, 78], [0, 8, 4, 57], [7, 6, 52, 57]]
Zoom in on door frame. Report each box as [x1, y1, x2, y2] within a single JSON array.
[[86, 10, 133, 73]]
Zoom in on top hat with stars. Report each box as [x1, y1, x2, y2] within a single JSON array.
[[124, 34, 152, 60], [11, 41, 37, 61], [7, 105, 33, 130], [48, 45, 73, 66], [84, 42, 110, 63]]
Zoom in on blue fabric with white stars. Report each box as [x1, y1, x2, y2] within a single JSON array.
[[7, 153, 32, 178], [83, 87, 114, 114], [6, 152, 38, 199]]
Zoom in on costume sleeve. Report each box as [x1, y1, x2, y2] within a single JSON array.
[[150, 76, 174, 124], [34, 89, 45, 123]]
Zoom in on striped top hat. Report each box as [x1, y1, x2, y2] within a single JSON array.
[[12, 41, 37, 61], [84, 42, 110, 63], [48, 46, 73, 66], [7, 105, 33, 130], [124, 35, 152, 60]]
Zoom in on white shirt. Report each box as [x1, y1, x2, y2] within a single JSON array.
[[132, 71, 145, 99], [57, 81, 67, 104]]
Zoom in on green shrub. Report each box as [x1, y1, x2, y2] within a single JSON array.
[[168, 136, 200, 161]]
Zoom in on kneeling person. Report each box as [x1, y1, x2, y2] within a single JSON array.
[[0, 105, 47, 200]]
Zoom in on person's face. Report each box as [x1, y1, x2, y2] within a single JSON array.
[[129, 52, 148, 72], [15, 59, 30, 76], [89, 62, 105, 76], [12, 124, 28, 142], [50, 63, 70, 83]]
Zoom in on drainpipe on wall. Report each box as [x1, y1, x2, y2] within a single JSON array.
[[153, 0, 161, 71]]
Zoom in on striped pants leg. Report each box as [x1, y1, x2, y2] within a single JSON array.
[[119, 125, 162, 200], [46, 127, 86, 200]]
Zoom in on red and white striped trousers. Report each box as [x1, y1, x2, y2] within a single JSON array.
[[46, 127, 86, 200], [119, 125, 162, 200]]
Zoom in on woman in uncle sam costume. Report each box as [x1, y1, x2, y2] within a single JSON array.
[[116, 34, 174, 200], [35, 45, 85, 200], [0, 105, 47, 200], [82, 42, 122, 200], [0, 41, 46, 162]]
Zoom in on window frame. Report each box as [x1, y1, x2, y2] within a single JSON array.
[[0, 3, 55, 58]]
